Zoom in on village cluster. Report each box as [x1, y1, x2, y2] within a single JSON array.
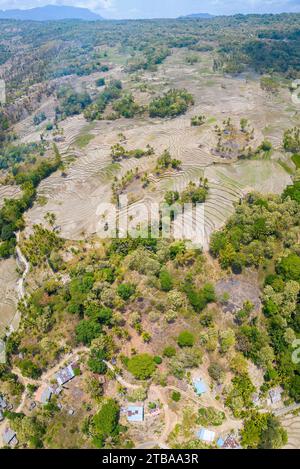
[[0, 357, 286, 448]]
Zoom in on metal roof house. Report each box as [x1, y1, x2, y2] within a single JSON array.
[[269, 387, 283, 405], [0, 339, 5, 364], [196, 428, 216, 443], [223, 434, 241, 449], [55, 364, 75, 386], [126, 405, 144, 423], [35, 385, 53, 404], [2, 427, 18, 447], [0, 395, 7, 409], [193, 378, 208, 396], [252, 392, 261, 406]]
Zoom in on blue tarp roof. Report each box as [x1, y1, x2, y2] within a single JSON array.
[[217, 437, 224, 448], [127, 405, 144, 422], [193, 378, 208, 395]]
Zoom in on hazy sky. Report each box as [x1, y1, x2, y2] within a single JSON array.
[[0, 0, 299, 19]]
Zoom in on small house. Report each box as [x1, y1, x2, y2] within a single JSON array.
[[252, 393, 261, 406], [196, 428, 216, 443], [53, 385, 63, 396], [193, 378, 208, 396], [268, 387, 283, 405], [223, 434, 241, 449], [126, 405, 144, 423], [55, 364, 75, 386], [0, 339, 5, 363], [0, 410, 4, 422], [217, 437, 224, 448], [0, 395, 7, 410], [29, 402, 36, 411], [2, 427, 18, 447], [149, 408, 161, 417]]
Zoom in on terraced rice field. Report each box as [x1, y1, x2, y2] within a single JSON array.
[[282, 414, 300, 449], [0, 184, 21, 209], [0, 258, 20, 336], [18, 49, 296, 248]]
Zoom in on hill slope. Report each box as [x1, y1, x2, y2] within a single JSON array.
[[179, 13, 214, 19], [0, 5, 103, 21]]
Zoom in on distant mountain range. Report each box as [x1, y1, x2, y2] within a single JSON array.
[[179, 13, 215, 19], [0, 5, 103, 21]]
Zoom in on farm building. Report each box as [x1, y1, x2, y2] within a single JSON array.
[[193, 377, 208, 396], [196, 428, 216, 443], [126, 405, 144, 423], [55, 364, 75, 386], [2, 427, 18, 447]]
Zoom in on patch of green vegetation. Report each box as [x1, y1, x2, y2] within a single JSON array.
[[112, 93, 141, 118], [197, 407, 225, 426], [127, 354, 156, 380], [57, 87, 92, 118], [149, 89, 194, 118], [177, 331, 195, 348], [291, 153, 300, 169], [277, 159, 294, 175], [92, 399, 120, 448], [75, 133, 95, 148], [84, 80, 123, 121], [283, 127, 300, 153], [241, 412, 287, 449], [0, 145, 62, 259]]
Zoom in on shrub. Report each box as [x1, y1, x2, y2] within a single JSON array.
[[75, 319, 102, 345], [159, 269, 173, 291], [185, 282, 216, 312], [96, 78, 105, 87], [163, 346, 176, 358], [113, 93, 140, 118], [276, 253, 300, 282], [208, 363, 224, 383], [17, 359, 41, 379], [127, 354, 156, 380], [197, 407, 225, 426], [259, 140, 272, 152], [88, 349, 108, 374], [117, 283, 136, 300], [154, 356, 162, 365], [171, 391, 181, 402], [93, 399, 120, 447], [177, 331, 195, 348]]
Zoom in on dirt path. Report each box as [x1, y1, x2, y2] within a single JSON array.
[[104, 360, 140, 390], [151, 385, 178, 446], [40, 346, 88, 383], [274, 403, 300, 417], [15, 242, 30, 303]]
